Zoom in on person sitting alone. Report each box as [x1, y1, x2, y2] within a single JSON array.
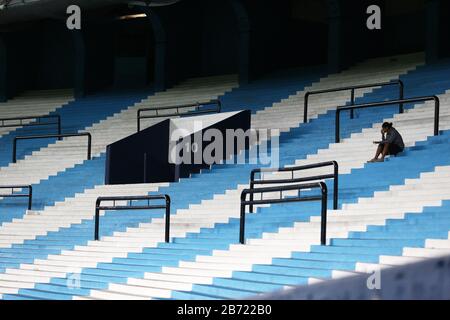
[[368, 122, 404, 163]]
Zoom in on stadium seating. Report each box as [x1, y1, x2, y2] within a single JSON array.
[[3, 52, 450, 300], [0, 75, 238, 185], [0, 89, 73, 138]]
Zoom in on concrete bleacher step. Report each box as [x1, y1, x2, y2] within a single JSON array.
[[6, 52, 450, 300], [0, 54, 414, 182], [68, 157, 450, 300], [0, 75, 239, 187], [0, 89, 73, 137], [0, 53, 422, 247]]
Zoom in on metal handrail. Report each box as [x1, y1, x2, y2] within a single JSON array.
[[240, 182, 328, 245], [12, 132, 92, 163], [94, 195, 171, 242], [304, 80, 404, 123], [137, 99, 222, 132], [0, 185, 32, 210], [0, 115, 61, 137], [335, 95, 440, 143], [249, 161, 338, 212]]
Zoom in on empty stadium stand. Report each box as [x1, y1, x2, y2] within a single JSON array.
[[1, 51, 450, 300], [0, 89, 73, 138]]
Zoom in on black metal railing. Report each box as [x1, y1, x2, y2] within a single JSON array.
[[240, 182, 328, 245], [94, 195, 171, 242], [0, 185, 32, 210], [335, 95, 440, 143], [0, 115, 61, 137], [12, 132, 92, 163], [249, 161, 338, 212], [137, 99, 222, 132], [304, 80, 404, 123]]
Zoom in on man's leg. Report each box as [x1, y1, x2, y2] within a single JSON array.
[[380, 143, 390, 160], [371, 143, 391, 162], [374, 144, 384, 159], [369, 144, 384, 162], [389, 145, 403, 157]]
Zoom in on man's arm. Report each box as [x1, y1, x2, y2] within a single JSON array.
[[384, 131, 396, 144], [374, 130, 385, 144]]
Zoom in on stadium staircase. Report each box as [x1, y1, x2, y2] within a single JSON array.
[[2, 52, 450, 299], [0, 89, 73, 138], [0, 75, 238, 185]]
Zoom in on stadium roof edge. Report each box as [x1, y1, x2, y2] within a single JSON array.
[[0, 0, 181, 26]]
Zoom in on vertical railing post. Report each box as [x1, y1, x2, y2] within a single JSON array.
[[399, 81, 404, 114], [137, 110, 141, 132], [320, 182, 328, 246], [95, 205, 100, 241], [28, 186, 32, 211], [87, 133, 92, 160], [333, 161, 338, 210], [57, 115, 62, 140], [249, 171, 256, 213], [434, 95, 440, 136], [12, 137, 17, 163], [335, 109, 341, 143], [304, 93, 309, 124], [239, 196, 246, 244], [165, 195, 171, 243], [350, 88, 355, 119]]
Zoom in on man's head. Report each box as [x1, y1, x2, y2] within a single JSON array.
[[382, 122, 393, 133]]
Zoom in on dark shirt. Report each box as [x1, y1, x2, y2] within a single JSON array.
[[382, 127, 404, 149]]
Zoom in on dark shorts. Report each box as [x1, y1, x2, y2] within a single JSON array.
[[380, 143, 404, 156]]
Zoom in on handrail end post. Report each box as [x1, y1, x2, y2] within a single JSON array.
[[350, 89, 355, 119], [12, 137, 17, 163], [249, 180, 255, 213], [239, 200, 246, 245], [87, 134, 92, 160], [320, 182, 328, 246], [335, 110, 341, 144], [303, 93, 309, 124], [333, 161, 338, 210], [57, 116, 62, 140], [165, 195, 171, 243], [28, 185, 32, 210], [94, 208, 100, 241], [434, 95, 440, 136]]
